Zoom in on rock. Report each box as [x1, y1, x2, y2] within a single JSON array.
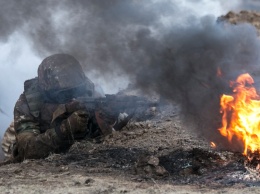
[[143, 165, 153, 174], [124, 131, 135, 136], [13, 169, 22, 174], [74, 181, 81, 186], [85, 178, 95, 186], [135, 155, 169, 177], [155, 166, 168, 176], [147, 156, 159, 166], [134, 123, 141, 127], [179, 167, 193, 176], [59, 166, 69, 172]]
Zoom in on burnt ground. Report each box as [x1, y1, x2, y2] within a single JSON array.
[[2, 11, 260, 193], [0, 102, 260, 194]]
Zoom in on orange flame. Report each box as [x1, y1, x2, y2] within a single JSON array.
[[219, 73, 260, 155]]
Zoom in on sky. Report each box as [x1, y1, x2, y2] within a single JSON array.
[[0, 0, 258, 136]]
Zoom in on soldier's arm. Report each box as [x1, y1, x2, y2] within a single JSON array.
[[14, 94, 69, 161]]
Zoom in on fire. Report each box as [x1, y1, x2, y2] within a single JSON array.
[[219, 73, 260, 155]]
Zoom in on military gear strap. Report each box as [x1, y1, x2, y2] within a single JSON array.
[[24, 78, 43, 118]]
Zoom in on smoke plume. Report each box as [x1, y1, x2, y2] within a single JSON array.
[[1, 0, 260, 150], [238, 1, 260, 11]]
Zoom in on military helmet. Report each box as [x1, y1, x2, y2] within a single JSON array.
[[38, 54, 94, 103]]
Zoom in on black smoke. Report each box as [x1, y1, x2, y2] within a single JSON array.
[[1, 0, 260, 149]]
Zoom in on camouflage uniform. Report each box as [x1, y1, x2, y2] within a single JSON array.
[[2, 122, 16, 159], [13, 92, 68, 160], [2, 54, 115, 162]]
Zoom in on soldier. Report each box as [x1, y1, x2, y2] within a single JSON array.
[[2, 53, 121, 162]]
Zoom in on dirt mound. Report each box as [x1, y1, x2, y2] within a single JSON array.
[[219, 10, 260, 34], [0, 103, 259, 193]]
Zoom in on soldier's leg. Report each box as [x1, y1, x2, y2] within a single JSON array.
[[1, 122, 16, 160]]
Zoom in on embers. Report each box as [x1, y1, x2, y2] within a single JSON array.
[[245, 151, 260, 172]]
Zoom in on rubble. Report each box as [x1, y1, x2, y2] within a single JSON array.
[[135, 155, 168, 177]]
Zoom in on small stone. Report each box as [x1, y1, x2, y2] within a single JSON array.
[[60, 166, 69, 172], [13, 169, 22, 174], [22, 160, 30, 164], [143, 165, 153, 174], [155, 166, 168, 176], [85, 178, 95, 186], [147, 156, 159, 166], [125, 132, 135, 136], [134, 123, 140, 127], [74, 181, 81, 186], [180, 167, 193, 176]]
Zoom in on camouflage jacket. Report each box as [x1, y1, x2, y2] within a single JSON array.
[[11, 78, 100, 161]]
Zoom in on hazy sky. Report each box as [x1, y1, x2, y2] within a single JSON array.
[[0, 0, 257, 135]]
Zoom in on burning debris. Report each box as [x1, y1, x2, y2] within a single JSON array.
[[209, 72, 260, 178], [218, 73, 260, 155], [245, 151, 260, 171]]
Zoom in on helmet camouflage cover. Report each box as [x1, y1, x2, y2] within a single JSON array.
[[38, 54, 94, 103]]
